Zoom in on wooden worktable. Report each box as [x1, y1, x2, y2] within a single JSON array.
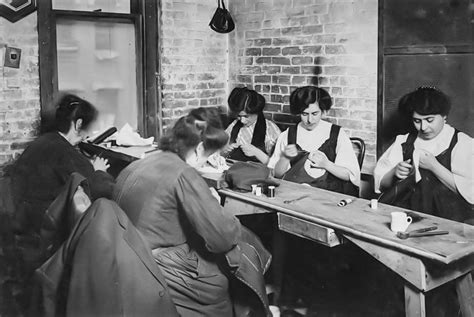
[[79, 144, 473, 316], [217, 179, 474, 317]]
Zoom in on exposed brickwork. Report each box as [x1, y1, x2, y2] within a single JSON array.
[[160, 0, 229, 131], [228, 0, 378, 173], [0, 13, 40, 172]]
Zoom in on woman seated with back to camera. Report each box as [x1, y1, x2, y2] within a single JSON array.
[[113, 108, 244, 316], [222, 87, 281, 164], [374, 86, 473, 223], [268, 86, 360, 196]]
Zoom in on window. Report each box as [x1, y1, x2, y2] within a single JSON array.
[[38, 0, 161, 138]]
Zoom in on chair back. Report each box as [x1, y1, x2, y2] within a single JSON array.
[[350, 137, 365, 168]]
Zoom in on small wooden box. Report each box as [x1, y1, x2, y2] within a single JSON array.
[[278, 213, 343, 247]]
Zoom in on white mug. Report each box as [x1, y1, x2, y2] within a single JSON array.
[[390, 211, 412, 232]]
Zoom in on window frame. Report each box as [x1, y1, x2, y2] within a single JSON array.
[[37, 0, 161, 138]]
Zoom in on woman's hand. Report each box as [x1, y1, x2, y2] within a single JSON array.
[[282, 144, 298, 159], [308, 150, 329, 169], [221, 143, 239, 156], [418, 149, 437, 171], [240, 144, 261, 158], [92, 156, 110, 172], [394, 159, 412, 179]]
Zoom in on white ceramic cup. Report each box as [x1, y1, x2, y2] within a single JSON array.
[[390, 211, 412, 232]]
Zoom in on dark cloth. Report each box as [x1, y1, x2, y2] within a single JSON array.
[[114, 151, 271, 316], [34, 198, 179, 317], [382, 130, 473, 223], [228, 112, 267, 162], [283, 124, 359, 196], [40, 172, 89, 261], [8, 132, 115, 236]]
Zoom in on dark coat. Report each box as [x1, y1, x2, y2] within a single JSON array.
[[34, 198, 179, 317], [9, 132, 115, 235]]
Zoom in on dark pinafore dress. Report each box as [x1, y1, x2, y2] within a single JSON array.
[[282, 124, 359, 196], [227, 112, 267, 162], [382, 130, 473, 223]]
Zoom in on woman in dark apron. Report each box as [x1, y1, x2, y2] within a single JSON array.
[[222, 87, 281, 164], [374, 87, 473, 224], [269, 86, 360, 196], [374, 87, 473, 316]]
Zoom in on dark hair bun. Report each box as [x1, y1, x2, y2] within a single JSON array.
[[289, 86, 332, 114], [398, 86, 451, 117], [228, 87, 265, 114], [160, 107, 229, 160]]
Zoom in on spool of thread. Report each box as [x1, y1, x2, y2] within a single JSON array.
[[251, 184, 258, 195], [370, 199, 378, 209], [337, 198, 354, 207], [268, 185, 275, 198], [255, 186, 262, 196]]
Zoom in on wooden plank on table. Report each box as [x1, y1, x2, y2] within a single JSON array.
[[278, 213, 342, 247], [218, 180, 474, 264]]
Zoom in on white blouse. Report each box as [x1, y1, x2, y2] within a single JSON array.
[[225, 118, 281, 155], [267, 120, 360, 187], [373, 124, 474, 204]]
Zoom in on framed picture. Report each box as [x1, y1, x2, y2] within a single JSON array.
[[0, 0, 36, 23]]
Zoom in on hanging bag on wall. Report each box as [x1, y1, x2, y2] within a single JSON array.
[[209, 0, 235, 33]]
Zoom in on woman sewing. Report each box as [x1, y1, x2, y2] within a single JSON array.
[[222, 87, 281, 164], [7, 93, 114, 312], [9, 94, 113, 236], [113, 109, 243, 316], [268, 86, 360, 195], [374, 86, 473, 223]]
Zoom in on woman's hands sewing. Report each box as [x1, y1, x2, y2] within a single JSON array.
[[418, 149, 437, 171], [308, 150, 329, 169], [221, 143, 239, 156], [394, 159, 413, 179], [282, 144, 299, 159], [91, 156, 110, 172]]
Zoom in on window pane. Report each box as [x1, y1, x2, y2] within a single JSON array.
[[53, 0, 130, 14], [56, 19, 138, 134]]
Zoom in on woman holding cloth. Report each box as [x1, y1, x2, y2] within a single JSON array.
[[268, 86, 360, 196], [113, 109, 243, 316], [374, 86, 473, 223], [222, 87, 281, 164]]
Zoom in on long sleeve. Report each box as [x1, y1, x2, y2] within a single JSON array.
[[176, 168, 241, 253], [451, 132, 474, 204], [267, 129, 289, 170], [335, 129, 361, 186], [373, 135, 406, 193], [55, 147, 115, 200]]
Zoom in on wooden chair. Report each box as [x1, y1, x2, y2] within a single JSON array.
[[350, 137, 365, 168]]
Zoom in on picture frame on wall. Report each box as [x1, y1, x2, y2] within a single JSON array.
[[0, 0, 36, 23]]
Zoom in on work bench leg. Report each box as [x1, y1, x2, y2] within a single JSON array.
[[455, 273, 474, 317], [404, 284, 426, 317]]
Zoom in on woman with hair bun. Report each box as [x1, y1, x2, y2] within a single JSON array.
[[113, 108, 243, 316], [222, 87, 281, 164], [10, 93, 113, 236], [268, 86, 360, 195], [374, 87, 473, 223]]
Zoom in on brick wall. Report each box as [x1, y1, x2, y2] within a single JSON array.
[[160, 0, 229, 131], [0, 13, 40, 171], [228, 0, 378, 173]]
